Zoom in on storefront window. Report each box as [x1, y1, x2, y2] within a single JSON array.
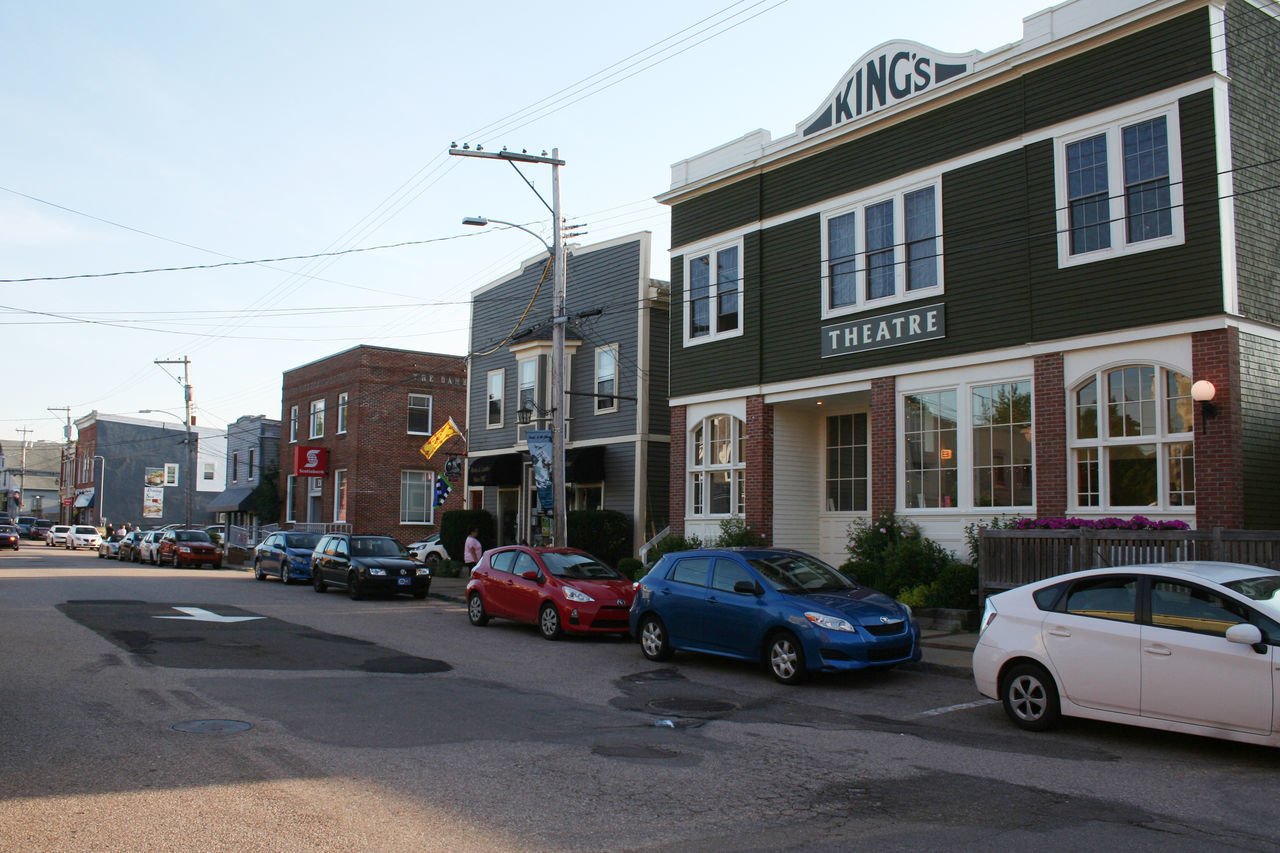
[[825, 413, 868, 512], [972, 381, 1032, 508], [904, 391, 957, 508], [689, 415, 746, 517]]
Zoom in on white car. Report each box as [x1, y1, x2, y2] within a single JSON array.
[[974, 561, 1280, 748], [66, 525, 103, 550], [408, 533, 449, 568], [45, 524, 72, 547], [138, 530, 163, 565]]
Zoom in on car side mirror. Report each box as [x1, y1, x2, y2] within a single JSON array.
[[734, 580, 763, 595], [521, 570, 541, 582], [1225, 622, 1267, 653]]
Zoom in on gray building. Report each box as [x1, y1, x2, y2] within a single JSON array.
[[208, 415, 281, 527], [0, 441, 62, 520], [466, 232, 670, 554]]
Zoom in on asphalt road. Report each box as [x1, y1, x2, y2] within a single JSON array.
[[2, 547, 1278, 852]]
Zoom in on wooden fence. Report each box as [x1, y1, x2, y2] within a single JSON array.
[[978, 527, 1280, 599]]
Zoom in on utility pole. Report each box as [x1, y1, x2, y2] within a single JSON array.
[[15, 426, 31, 515], [47, 407, 71, 523], [155, 357, 194, 531]]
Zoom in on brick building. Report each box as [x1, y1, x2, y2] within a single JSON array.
[[279, 345, 467, 544], [659, 0, 1280, 563]]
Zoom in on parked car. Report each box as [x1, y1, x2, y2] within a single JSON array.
[[467, 546, 635, 640], [0, 524, 20, 550], [65, 525, 102, 550], [310, 533, 429, 600], [974, 561, 1280, 747], [408, 533, 449, 568], [97, 531, 126, 559], [156, 529, 222, 568], [31, 519, 54, 540], [254, 531, 321, 584], [630, 548, 920, 684], [45, 524, 72, 547], [117, 530, 145, 562], [15, 516, 36, 538], [138, 530, 163, 564]]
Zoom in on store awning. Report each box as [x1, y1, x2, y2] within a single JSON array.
[[565, 445, 606, 483], [208, 486, 256, 512], [467, 453, 523, 487], [73, 489, 95, 508]]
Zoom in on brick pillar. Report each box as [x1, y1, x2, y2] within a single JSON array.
[[1034, 353, 1067, 519], [669, 405, 686, 537], [871, 376, 896, 518], [745, 395, 774, 544], [1192, 328, 1244, 528]]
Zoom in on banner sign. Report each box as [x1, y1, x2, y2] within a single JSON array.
[[420, 417, 463, 460], [821, 303, 945, 357], [526, 429, 554, 513], [294, 445, 328, 477], [143, 486, 164, 518]]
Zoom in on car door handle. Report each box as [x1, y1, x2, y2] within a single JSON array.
[[1143, 645, 1172, 656], [1047, 628, 1071, 637]]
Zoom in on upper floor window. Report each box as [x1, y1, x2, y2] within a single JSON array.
[[336, 392, 349, 434], [518, 358, 538, 417], [685, 241, 742, 346], [823, 182, 941, 317], [595, 345, 618, 413], [407, 394, 432, 435], [689, 414, 746, 517], [309, 399, 325, 439], [1071, 365, 1193, 510], [289, 405, 298, 443], [487, 369, 505, 428], [1056, 107, 1183, 267], [232, 452, 239, 482], [164, 463, 179, 487], [248, 449, 256, 480]]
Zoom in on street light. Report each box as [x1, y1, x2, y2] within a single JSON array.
[[139, 408, 193, 531]]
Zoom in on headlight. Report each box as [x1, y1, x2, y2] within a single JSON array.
[[367, 567, 387, 576], [416, 567, 431, 577], [804, 612, 857, 632], [291, 556, 309, 567], [563, 587, 594, 603], [899, 602, 913, 619]]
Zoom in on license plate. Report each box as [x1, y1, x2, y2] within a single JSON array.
[[397, 577, 411, 586]]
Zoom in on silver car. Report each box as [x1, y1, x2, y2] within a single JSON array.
[[66, 525, 102, 550], [45, 524, 72, 547], [138, 530, 163, 564]]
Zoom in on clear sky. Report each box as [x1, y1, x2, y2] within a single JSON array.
[[2, 0, 1050, 445]]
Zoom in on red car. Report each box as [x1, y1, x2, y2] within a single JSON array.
[[466, 546, 635, 639], [156, 529, 222, 569]]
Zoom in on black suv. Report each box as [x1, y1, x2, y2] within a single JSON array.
[[310, 533, 430, 600]]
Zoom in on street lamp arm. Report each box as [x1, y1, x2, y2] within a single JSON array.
[[462, 217, 552, 255]]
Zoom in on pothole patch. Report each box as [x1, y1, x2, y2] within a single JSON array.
[[170, 719, 253, 734], [645, 698, 738, 717]]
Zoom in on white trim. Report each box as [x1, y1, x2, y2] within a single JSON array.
[[682, 238, 745, 347], [289, 405, 298, 443], [333, 468, 347, 523], [1053, 101, 1185, 268], [398, 469, 433, 526], [594, 343, 620, 415], [308, 398, 325, 439], [486, 368, 505, 429], [407, 393, 433, 436], [668, 77, 1216, 255], [1211, 74, 1239, 316], [336, 392, 349, 435]]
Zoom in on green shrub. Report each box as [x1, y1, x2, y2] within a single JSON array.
[[928, 561, 979, 609], [567, 510, 632, 567], [963, 515, 1020, 565], [440, 509, 496, 562], [897, 584, 933, 609], [650, 533, 704, 564], [715, 516, 765, 547], [616, 557, 644, 580], [841, 512, 956, 599]]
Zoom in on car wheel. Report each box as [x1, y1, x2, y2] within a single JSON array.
[[97, 550, 104, 559], [766, 631, 807, 685], [638, 615, 673, 661], [312, 572, 327, 593], [1001, 662, 1061, 732], [467, 593, 490, 626], [348, 571, 364, 601], [539, 602, 563, 640], [279, 567, 290, 585], [254, 559, 265, 581], [133, 550, 141, 563]]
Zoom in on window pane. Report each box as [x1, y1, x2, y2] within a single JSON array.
[[689, 254, 711, 337], [1151, 580, 1246, 636], [1166, 370, 1193, 434], [825, 413, 868, 512], [1108, 443, 1157, 506], [1123, 117, 1172, 243], [1168, 441, 1195, 506], [716, 247, 739, 333], [1076, 379, 1098, 439], [1067, 134, 1111, 254], [904, 391, 957, 508], [865, 200, 895, 299], [408, 394, 431, 434], [828, 211, 857, 307], [905, 187, 937, 291], [709, 471, 732, 514], [972, 382, 1032, 508], [1076, 447, 1099, 506]]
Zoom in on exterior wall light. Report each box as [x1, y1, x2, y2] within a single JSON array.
[[1191, 379, 1217, 430]]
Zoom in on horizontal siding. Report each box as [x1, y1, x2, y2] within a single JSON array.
[[1240, 332, 1280, 529]]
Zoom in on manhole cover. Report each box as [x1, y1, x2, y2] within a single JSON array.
[[645, 698, 737, 717], [170, 719, 253, 734]]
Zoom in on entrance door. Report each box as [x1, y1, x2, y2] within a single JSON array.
[[497, 489, 518, 546]]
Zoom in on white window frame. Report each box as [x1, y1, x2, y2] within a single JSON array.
[[594, 344, 619, 415], [203, 463, 216, 481], [516, 357, 540, 441], [682, 238, 745, 347], [164, 463, 179, 487], [309, 399, 325, 439], [487, 369, 505, 429], [823, 411, 869, 513], [333, 469, 347, 522], [286, 474, 296, 522], [308, 476, 322, 496], [231, 451, 239, 483], [1054, 103, 1184, 268], [407, 393, 432, 435], [687, 414, 747, 518], [897, 377, 1035, 513], [1068, 364, 1194, 512], [400, 470, 432, 525], [336, 392, 349, 434], [289, 405, 298, 443], [820, 176, 943, 319]]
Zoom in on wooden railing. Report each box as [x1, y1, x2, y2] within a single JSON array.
[[978, 527, 1280, 599]]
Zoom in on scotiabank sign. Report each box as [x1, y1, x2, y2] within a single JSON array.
[[294, 445, 328, 477]]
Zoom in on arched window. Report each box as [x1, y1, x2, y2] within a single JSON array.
[[1071, 365, 1193, 510], [689, 415, 746, 517]]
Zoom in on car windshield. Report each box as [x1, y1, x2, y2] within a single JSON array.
[[284, 533, 321, 549], [0, 525, 17, 534], [748, 553, 856, 593], [175, 531, 212, 543], [73, 527, 96, 534], [1223, 575, 1280, 618], [540, 552, 622, 580], [351, 537, 408, 557]]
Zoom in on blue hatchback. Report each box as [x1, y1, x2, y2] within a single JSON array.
[[630, 548, 920, 684], [253, 531, 322, 584]]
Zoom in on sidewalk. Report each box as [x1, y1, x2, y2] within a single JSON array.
[[424, 575, 976, 675]]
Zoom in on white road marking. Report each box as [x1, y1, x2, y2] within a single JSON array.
[[907, 698, 997, 719], [154, 606, 264, 624]]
